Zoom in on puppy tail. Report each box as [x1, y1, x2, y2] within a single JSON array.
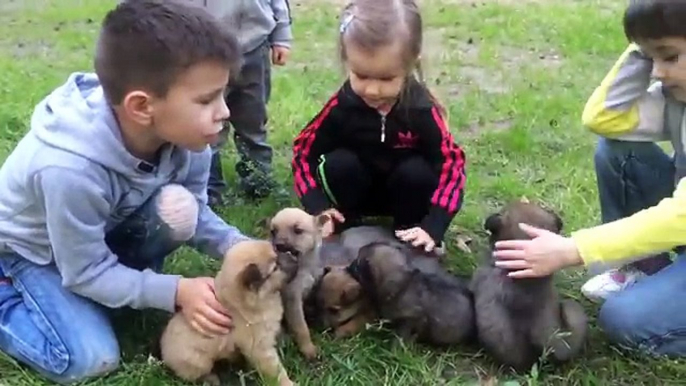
[[551, 299, 589, 362]]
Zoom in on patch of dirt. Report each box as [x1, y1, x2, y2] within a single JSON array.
[[422, 27, 564, 99], [463, 118, 514, 139]]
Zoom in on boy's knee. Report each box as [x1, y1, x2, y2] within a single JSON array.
[[55, 338, 120, 384], [598, 293, 649, 348], [156, 184, 199, 242], [594, 137, 665, 170]]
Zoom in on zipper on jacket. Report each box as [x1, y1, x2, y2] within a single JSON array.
[[380, 113, 387, 142]]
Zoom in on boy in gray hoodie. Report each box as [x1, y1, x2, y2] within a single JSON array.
[[193, 0, 293, 204], [0, 1, 251, 383]]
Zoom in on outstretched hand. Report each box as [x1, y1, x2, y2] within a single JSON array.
[[396, 227, 436, 252], [492, 223, 583, 279]]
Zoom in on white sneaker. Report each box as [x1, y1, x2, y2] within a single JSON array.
[[580, 268, 645, 303]]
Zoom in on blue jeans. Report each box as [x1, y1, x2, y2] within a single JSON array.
[[0, 188, 185, 384], [590, 138, 675, 275], [594, 138, 686, 356], [599, 254, 686, 357]]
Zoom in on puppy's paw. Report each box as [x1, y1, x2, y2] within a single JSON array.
[[201, 373, 221, 386], [279, 378, 296, 386], [300, 341, 318, 360]]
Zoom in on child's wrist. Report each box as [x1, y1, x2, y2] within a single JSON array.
[[562, 237, 583, 268]]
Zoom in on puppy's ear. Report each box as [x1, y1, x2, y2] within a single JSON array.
[[551, 211, 563, 233], [316, 213, 334, 238], [340, 281, 361, 304], [483, 213, 502, 234], [239, 263, 264, 292]]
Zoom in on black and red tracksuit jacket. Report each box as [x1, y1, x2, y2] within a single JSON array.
[[291, 79, 467, 243]]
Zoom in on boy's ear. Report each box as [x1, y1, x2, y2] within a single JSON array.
[[121, 90, 154, 127]]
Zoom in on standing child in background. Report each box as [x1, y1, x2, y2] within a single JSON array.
[[291, 0, 467, 254], [0, 1, 252, 383], [197, 0, 293, 205]]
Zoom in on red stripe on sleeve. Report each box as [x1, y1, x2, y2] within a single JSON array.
[[292, 96, 339, 198], [429, 107, 466, 214]]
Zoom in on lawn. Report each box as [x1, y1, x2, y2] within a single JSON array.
[[0, 0, 682, 385]]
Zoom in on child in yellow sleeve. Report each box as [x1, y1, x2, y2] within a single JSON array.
[[494, 0, 686, 358]]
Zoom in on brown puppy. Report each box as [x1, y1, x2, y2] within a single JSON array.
[[160, 240, 298, 386], [314, 265, 377, 338], [470, 200, 588, 372], [269, 207, 332, 360], [346, 241, 475, 346], [308, 225, 445, 338]]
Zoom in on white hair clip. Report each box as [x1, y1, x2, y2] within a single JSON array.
[[340, 13, 354, 34]]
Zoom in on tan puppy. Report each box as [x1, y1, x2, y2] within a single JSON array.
[[269, 207, 332, 360], [160, 240, 297, 386], [316, 266, 377, 338]]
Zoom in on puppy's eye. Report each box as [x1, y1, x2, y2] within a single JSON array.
[[327, 306, 340, 316], [293, 227, 303, 235], [270, 228, 276, 237]]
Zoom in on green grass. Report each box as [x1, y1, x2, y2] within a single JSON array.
[[0, 0, 682, 384]]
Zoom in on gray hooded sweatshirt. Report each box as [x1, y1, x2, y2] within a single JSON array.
[[0, 73, 250, 312], [178, 0, 293, 53]]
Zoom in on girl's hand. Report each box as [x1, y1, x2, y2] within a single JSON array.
[[492, 223, 583, 279], [396, 227, 436, 252], [175, 277, 233, 337], [319, 208, 345, 237]]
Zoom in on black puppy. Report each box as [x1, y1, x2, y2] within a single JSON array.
[[470, 200, 588, 372], [346, 241, 475, 346]]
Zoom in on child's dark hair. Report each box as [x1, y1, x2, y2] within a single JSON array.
[[95, 0, 241, 105], [624, 0, 686, 42], [338, 0, 448, 120]]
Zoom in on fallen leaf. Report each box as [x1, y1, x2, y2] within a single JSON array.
[[454, 234, 473, 253]]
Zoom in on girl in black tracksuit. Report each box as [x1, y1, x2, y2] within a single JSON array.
[[291, 77, 467, 248]]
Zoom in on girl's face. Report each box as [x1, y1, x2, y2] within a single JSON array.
[[344, 40, 409, 112]]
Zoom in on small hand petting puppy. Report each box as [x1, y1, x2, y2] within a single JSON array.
[[320, 208, 438, 253]]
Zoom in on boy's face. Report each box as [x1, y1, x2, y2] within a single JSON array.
[[638, 37, 686, 102], [149, 61, 230, 152]]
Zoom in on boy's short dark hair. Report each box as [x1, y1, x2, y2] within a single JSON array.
[[624, 0, 686, 42], [95, 0, 242, 105]]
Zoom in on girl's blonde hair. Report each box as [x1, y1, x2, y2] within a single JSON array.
[[338, 0, 448, 120]]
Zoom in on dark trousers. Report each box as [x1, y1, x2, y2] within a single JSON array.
[[317, 148, 438, 231], [208, 42, 273, 196]]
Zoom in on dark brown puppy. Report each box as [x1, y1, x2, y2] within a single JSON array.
[[346, 241, 475, 346], [306, 225, 449, 338], [470, 200, 588, 372]]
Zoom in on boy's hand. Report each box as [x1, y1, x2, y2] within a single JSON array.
[[176, 277, 233, 337], [271, 45, 290, 66], [492, 223, 583, 278], [396, 227, 436, 253]]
